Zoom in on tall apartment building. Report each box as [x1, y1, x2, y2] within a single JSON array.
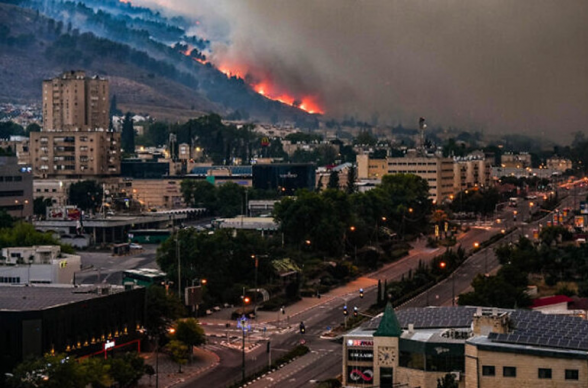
[[31, 71, 120, 178], [357, 153, 454, 203], [42, 70, 109, 132]]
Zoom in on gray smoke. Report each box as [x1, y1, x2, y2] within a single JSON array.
[[134, 0, 588, 141]]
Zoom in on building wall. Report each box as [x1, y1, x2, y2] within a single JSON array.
[[42, 71, 109, 132], [396, 367, 463, 388], [465, 344, 588, 388], [501, 153, 532, 169], [30, 131, 121, 178], [0, 255, 81, 285], [356, 154, 387, 179], [546, 157, 573, 172], [453, 159, 492, 192], [0, 138, 31, 166], [0, 156, 33, 218], [386, 157, 454, 203], [130, 179, 184, 209]]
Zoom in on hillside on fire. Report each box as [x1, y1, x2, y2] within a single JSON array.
[[0, 0, 319, 124]]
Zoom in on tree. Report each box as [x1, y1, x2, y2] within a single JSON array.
[[8, 353, 87, 388], [121, 112, 135, 154], [107, 352, 144, 387], [346, 165, 357, 194], [327, 170, 340, 189], [437, 373, 458, 388], [25, 123, 41, 136], [174, 318, 205, 360], [68, 180, 102, 212], [166, 340, 188, 373], [180, 180, 217, 211], [33, 197, 52, 218], [0, 208, 13, 228], [144, 286, 185, 336]]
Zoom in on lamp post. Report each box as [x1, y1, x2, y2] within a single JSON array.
[[252, 254, 258, 317], [440, 261, 455, 306], [177, 235, 181, 300], [238, 294, 251, 383]]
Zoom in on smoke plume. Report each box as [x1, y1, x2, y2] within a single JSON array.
[[135, 0, 588, 141]]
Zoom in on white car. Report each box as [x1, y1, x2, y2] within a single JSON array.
[[129, 243, 143, 250]]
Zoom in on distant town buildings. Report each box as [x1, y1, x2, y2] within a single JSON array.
[[31, 71, 120, 178]]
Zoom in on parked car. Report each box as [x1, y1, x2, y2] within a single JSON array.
[[130, 243, 143, 250]]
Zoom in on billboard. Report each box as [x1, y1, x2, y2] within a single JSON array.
[[347, 366, 374, 384]]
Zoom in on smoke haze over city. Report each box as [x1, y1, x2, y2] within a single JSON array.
[[134, 0, 588, 140]]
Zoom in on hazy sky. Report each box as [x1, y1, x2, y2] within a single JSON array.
[[136, 0, 588, 141]]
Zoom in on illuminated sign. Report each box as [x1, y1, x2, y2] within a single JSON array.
[[348, 349, 373, 360], [347, 367, 374, 383], [347, 339, 374, 347], [104, 340, 115, 351]]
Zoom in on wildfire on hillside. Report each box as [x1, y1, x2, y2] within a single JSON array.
[[176, 45, 323, 115]]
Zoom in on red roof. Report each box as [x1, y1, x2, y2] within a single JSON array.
[[531, 295, 573, 309]]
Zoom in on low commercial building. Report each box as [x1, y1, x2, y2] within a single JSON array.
[[357, 154, 454, 203], [0, 245, 81, 285], [0, 284, 145, 381], [343, 305, 588, 388]]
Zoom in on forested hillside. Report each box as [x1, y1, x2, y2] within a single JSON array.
[[0, 0, 315, 123]]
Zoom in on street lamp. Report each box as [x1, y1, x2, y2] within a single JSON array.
[[440, 261, 455, 306], [238, 295, 251, 383]]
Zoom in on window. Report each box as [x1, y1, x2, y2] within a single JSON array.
[[482, 366, 495, 376], [565, 369, 579, 380], [538, 368, 552, 379], [503, 367, 516, 377]]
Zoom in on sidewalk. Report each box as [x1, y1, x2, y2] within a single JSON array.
[[137, 346, 219, 388]]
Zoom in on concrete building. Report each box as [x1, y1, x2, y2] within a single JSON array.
[[31, 71, 120, 179], [453, 153, 492, 192], [343, 305, 588, 388], [357, 154, 454, 203], [0, 136, 31, 166], [42, 70, 109, 132], [501, 152, 532, 168], [0, 245, 81, 285], [30, 130, 121, 178], [0, 156, 33, 218], [547, 157, 573, 172]]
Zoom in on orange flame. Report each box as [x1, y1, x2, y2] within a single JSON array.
[[176, 46, 323, 114]]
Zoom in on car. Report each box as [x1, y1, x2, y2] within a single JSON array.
[[129, 243, 143, 250]]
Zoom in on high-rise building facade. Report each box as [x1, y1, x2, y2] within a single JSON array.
[[31, 71, 120, 178], [42, 70, 109, 132]]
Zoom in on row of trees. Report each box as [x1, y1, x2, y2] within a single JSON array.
[[458, 228, 588, 308], [8, 352, 145, 388], [162, 174, 431, 306]]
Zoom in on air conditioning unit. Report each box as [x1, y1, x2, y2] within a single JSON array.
[[450, 371, 461, 381]]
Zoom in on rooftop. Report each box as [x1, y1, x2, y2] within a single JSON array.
[[0, 284, 128, 312], [352, 306, 588, 354]]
